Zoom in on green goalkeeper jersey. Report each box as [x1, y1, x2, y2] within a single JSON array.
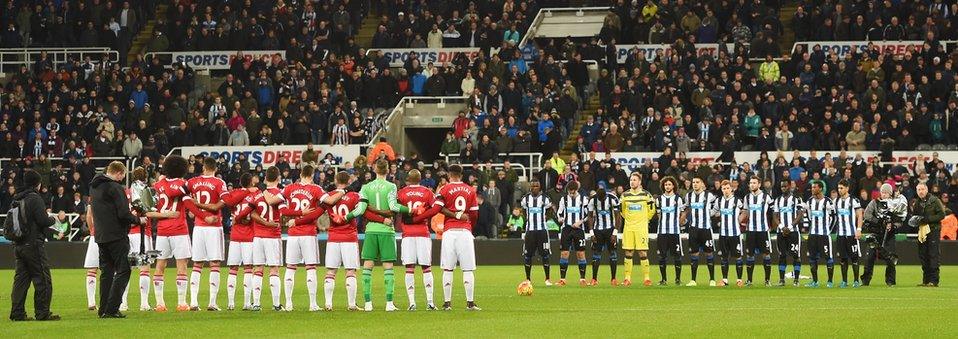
[[349, 178, 409, 234]]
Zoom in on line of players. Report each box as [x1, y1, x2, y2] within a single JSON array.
[[518, 172, 868, 288], [83, 156, 482, 312]]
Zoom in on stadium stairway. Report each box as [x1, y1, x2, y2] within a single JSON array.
[[778, 3, 798, 55], [559, 93, 601, 160], [127, 3, 170, 65], [355, 14, 381, 48]]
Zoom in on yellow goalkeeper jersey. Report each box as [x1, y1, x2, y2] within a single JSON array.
[[620, 189, 656, 231]]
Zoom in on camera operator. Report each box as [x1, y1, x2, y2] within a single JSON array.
[[861, 183, 907, 286], [9, 170, 59, 322], [909, 183, 948, 287], [90, 161, 142, 318]]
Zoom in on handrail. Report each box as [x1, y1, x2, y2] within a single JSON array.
[[0, 156, 136, 185], [0, 47, 119, 70], [443, 152, 543, 178], [366, 95, 470, 148], [0, 212, 82, 241], [518, 7, 612, 49]]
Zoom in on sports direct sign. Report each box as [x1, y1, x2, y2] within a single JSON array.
[[614, 43, 735, 63], [180, 145, 361, 167], [370, 48, 481, 67], [790, 41, 939, 58], [162, 50, 286, 70], [610, 151, 958, 172]]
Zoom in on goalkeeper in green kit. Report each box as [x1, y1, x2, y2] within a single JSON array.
[[343, 160, 418, 312]]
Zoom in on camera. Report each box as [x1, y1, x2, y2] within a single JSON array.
[[129, 249, 161, 267], [861, 233, 880, 249], [129, 198, 159, 267]]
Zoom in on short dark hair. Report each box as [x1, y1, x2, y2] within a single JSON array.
[[838, 179, 850, 188], [448, 164, 463, 178], [265, 166, 281, 182], [300, 165, 315, 179], [23, 170, 41, 188], [240, 172, 254, 188], [202, 157, 217, 171]]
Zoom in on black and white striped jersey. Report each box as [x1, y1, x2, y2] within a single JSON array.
[[714, 195, 744, 237], [657, 194, 685, 235], [521, 193, 552, 232], [557, 194, 590, 227], [773, 194, 805, 233], [834, 196, 862, 236], [806, 197, 834, 236], [589, 194, 620, 231], [744, 191, 773, 232], [685, 190, 715, 230]]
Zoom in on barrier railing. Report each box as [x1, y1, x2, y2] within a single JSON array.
[[443, 152, 542, 179], [0, 212, 82, 241], [519, 7, 612, 49], [367, 96, 470, 148], [0, 156, 137, 185], [0, 47, 118, 70]]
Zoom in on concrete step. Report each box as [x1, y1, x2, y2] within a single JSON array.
[[127, 4, 168, 64]]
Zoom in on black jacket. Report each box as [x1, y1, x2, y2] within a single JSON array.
[[12, 188, 55, 243], [89, 174, 139, 244]]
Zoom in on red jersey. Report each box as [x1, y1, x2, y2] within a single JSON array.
[[325, 190, 360, 242], [225, 188, 255, 242], [397, 185, 434, 237], [249, 187, 286, 239], [281, 182, 326, 236], [435, 181, 477, 231], [187, 175, 228, 227], [153, 177, 191, 236], [126, 188, 151, 236]]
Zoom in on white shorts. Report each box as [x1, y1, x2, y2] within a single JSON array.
[[325, 242, 360, 270], [401, 237, 432, 266], [286, 236, 321, 265], [84, 236, 99, 269], [191, 227, 225, 262], [252, 237, 283, 266], [128, 233, 154, 255], [227, 241, 253, 266], [156, 235, 192, 260], [440, 229, 476, 271]]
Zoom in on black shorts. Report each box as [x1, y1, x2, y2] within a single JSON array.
[[559, 226, 586, 251], [835, 236, 861, 261], [591, 229, 617, 253], [717, 235, 743, 258], [656, 233, 683, 259], [776, 231, 801, 258], [806, 234, 833, 260], [523, 230, 551, 257], [688, 228, 715, 253], [745, 231, 772, 256]]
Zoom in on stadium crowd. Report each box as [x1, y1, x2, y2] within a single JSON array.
[[1, 0, 958, 241]]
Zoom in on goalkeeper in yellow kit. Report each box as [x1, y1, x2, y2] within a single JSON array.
[[619, 173, 656, 286]]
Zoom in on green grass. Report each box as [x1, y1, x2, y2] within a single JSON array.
[[1, 266, 956, 337]]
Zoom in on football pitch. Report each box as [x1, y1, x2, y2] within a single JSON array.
[[1, 266, 956, 337]]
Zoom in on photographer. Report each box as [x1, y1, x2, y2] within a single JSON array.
[[909, 183, 947, 287], [861, 183, 907, 286], [9, 170, 59, 321], [90, 161, 142, 318]]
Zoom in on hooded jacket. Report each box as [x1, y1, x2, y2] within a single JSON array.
[[11, 187, 55, 243], [89, 174, 139, 244]]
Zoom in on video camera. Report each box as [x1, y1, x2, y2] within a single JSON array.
[[129, 198, 161, 267]]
